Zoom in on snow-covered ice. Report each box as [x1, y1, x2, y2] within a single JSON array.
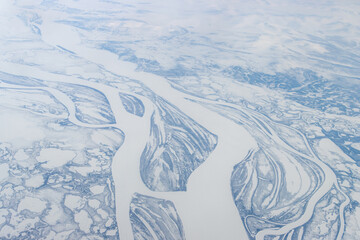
[[0, 0, 359, 239]]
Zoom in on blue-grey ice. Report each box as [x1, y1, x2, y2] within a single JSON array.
[[0, 0, 359, 239]]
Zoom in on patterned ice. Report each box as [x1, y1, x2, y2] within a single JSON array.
[[54, 83, 116, 125], [1, 0, 360, 240], [130, 193, 185, 240], [201, 103, 350, 239], [119, 93, 145, 117], [0, 80, 123, 239], [140, 97, 218, 191]]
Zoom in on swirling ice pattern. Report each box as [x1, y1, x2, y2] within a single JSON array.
[[1, 1, 359, 239], [119, 93, 145, 117], [130, 193, 185, 240], [0, 72, 190, 239], [201, 102, 350, 240], [55, 82, 116, 125], [140, 96, 218, 191]]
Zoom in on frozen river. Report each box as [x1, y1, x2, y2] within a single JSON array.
[[0, 1, 360, 239]]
